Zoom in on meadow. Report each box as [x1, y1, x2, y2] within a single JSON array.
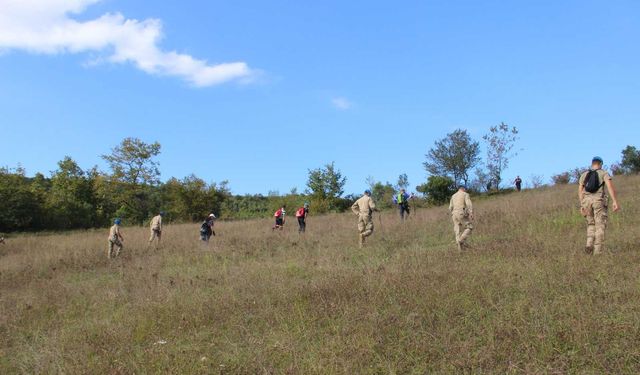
[[1, 176, 639, 374]]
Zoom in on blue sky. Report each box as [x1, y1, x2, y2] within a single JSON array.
[[0, 0, 638, 195]]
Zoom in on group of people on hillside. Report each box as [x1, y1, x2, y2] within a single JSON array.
[[107, 212, 217, 259], [272, 203, 310, 233], [347, 156, 620, 253], [107, 156, 621, 258]]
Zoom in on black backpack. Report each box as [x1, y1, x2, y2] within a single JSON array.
[[200, 221, 211, 235], [584, 170, 603, 193]]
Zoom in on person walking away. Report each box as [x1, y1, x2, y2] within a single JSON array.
[[579, 156, 620, 255], [514, 176, 523, 192], [148, 211, 164, 247], [394, 188, 411, 221], [296, 202, 310, 233], [200, 214, 216, 244], [273, 205, 286, 231], [351, 190, 377, 248], [108, 218, 124, 258], [449, 185, 474, 251]]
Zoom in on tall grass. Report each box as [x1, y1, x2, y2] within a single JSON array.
[[1, 176, 639, 373]]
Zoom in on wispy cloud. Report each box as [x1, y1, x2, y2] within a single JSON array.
[[331, 97, 353, 110], [0, 0, 255, 87]]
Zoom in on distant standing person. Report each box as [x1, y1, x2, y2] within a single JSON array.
[[514, 176, 523, 192], [273, 205, 286, 231], [295, 202, 310, 233], [393, 188, 412, 221], [148, 211, 164, 247], [449, 185, 474, 251], [200, 214, 216, 244], [579, 156, 620, 255], [351, 190, 377, 248], [108, 218, 124, 259]]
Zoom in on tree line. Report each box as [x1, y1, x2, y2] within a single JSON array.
[[2, 129, 638, 232], [0, 138, 354, 232]]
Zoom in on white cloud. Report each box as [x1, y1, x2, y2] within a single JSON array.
[[331, 97, 353, 110], [0, 0, 255, 87]]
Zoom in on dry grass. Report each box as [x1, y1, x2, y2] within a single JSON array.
[[1, 176, 640, 374]]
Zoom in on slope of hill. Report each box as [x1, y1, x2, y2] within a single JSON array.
[[1, 176, 639, 373]]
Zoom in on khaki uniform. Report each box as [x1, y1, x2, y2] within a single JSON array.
[[108, 224, 123, 258], [449, 191, 473, 248], [149, 215, 162, 243], [579, 169, 612, 254], [352, 195, 376, 246]]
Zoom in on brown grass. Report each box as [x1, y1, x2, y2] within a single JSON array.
[[1, 176, 640, 374]]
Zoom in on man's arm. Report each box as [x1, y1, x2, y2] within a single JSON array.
[[605, 179, 620, 212], [369, 199, 377, 212], [351, 201, 359, 215], [465, 195, 474, 219], [449, 197, 453, 212]]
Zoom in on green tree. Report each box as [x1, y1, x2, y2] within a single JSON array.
[[416, 175, 455, 205], [306, 162, 347, 212], [370, 181, 395, 209], [483, 123, 519, 190], [396, 173, 409, 191], [0, 167, 44, 231], [46, 157, 96, 229], [101, 138, 162, 224], [621, 145, 640, 174], [424, 129, 481, 186]]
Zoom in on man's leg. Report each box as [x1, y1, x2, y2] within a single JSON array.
[[583, 199, 596, 253], [453, 215, 461, 243], [399, 206, 405, 221], [459, 216, 473, 245], [357, 216, 366, 247], [362, 215, 374, 238], [114, 239, 122, 257], [593, 199, 608, 255], [108, 240, 114, 259]]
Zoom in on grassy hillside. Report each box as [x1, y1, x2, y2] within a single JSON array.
[[1, 176, 639, 374]]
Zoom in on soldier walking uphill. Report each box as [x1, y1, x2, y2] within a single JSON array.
[[148, 211, 164, 247], [351, 190, 377, 248], [449, 185, 474, 251], [579, 156, 621, 255], [108, 218, 125, 259]]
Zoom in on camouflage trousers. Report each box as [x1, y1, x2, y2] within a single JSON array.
[[582, 195, 608, 254], [149, 229, 161, 243], [108, 238, 123, 258], [358, 214, 374, 238], [452, 210, 473, 245]]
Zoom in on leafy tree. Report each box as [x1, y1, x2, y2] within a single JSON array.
[[424, 129, 481, 186], [483, 123, 519, 190], [306, 162, 346, 212], [101, 138, 162, 224], [371, 181, 396, 209], [0, 167, 44, 231], [46, 157, 96, 229], [416, 175, 455, 205], [396, 173, 409, 191], [621, 145, 640, 174]]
